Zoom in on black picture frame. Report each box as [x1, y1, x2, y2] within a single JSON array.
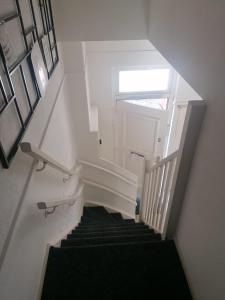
[[0, 0, 59, 168]]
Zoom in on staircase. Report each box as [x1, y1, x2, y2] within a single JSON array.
[[41, 206, 192, 299]]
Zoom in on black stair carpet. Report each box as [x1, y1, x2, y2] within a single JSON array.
[[41, 206, 192, 300]]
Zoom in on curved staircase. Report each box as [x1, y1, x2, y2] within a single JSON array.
[[41, 206, 192, 299]]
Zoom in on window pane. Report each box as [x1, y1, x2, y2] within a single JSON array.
[[119, 69, 170, 93], [124, 98, 168, 111], [12, 70, 31, 122], [0, 101, 22, 155]]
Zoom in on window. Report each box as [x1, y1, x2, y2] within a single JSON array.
[[119, 68, 170, 93], [116, 68, 171, 111]]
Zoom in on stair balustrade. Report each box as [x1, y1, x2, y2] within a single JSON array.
[[141, 151, 178, 237], [141, 100, 206, 239]]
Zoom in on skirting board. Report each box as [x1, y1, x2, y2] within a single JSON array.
[[35, 214, 83, 300]]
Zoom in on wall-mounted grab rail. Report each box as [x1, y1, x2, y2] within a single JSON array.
[[20, 142, 81, 178], [37, 184, 84, 217]]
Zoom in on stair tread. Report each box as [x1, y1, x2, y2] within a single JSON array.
[[61, 239, 163, 249], [110, 212, 123, 221], [82, 206, 115, 223], [68, 229, 152, 239], [41, 206, 192, 299], [42, 240, 192, 299], [76, 222, 145, 228], [73, 225, 150, 233], [80, 218, 135, 225], [61, 233, 161, 247]]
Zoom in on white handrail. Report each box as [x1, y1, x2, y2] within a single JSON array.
[[20, 142, 81, 177], [150, 150, 179, 171], [37, 184, 84, 217]]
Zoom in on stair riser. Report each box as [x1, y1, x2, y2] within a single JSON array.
[[61, 234, 161, 247], [78, 222, 138, 229], [42, 206, 192, 300], [81, 218, 135, 224], [67, 230, 152, 239], [73, 226, 150, 234]]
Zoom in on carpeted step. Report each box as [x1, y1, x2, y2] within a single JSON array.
[[109, 212, 123, 222], [75, 223, 145, 230], [41, 240, 192, 300], [82, 206, 114, 224], [61, 233, 161, 247], [80, 218, 135, 226], [73, 223, 150, 234], [67, 228, 153, 239]]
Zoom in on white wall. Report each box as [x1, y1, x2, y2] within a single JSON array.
[[53, 0, 149, 41], [148, 1, 225, 299], [0, 45, 84, 300], [60, 42, 99, 162], [175, 76, 202, 103]]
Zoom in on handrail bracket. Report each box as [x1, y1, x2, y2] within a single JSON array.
[[36, 161, 47, 172], [63, 174, 72, 183]]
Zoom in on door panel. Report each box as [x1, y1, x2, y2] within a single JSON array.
[[115, 101, 168, 167], [114, 100, 169, 202], [125, 113, 158, 155]]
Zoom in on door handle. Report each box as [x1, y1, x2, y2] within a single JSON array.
[[130, 151, 145, 158]]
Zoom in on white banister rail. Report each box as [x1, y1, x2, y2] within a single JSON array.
[[141, 151, 179, 237], [37, 184, 84, 217], [20, 142, 81, 179]]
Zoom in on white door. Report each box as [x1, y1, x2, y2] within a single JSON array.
[[114, 100, 169, 179]]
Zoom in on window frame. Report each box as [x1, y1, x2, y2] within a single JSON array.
[[114, 66, 174, 105]]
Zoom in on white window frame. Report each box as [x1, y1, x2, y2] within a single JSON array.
[[114, 66, 174, 104]]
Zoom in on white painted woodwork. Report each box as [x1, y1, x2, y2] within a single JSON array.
[[37, 184, 84, 212], [80, 159, 138, 184], [166, 102, 188, 155], [20, 142, 81, 177], [114, 100, 169, 197], [80, 160, 138, 218], [141, 100, 206, 239], [127, 152, 146, 200], [140, 151, 178, 235], [80, 160, 138, 199], [84, 184, 136, 219]]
